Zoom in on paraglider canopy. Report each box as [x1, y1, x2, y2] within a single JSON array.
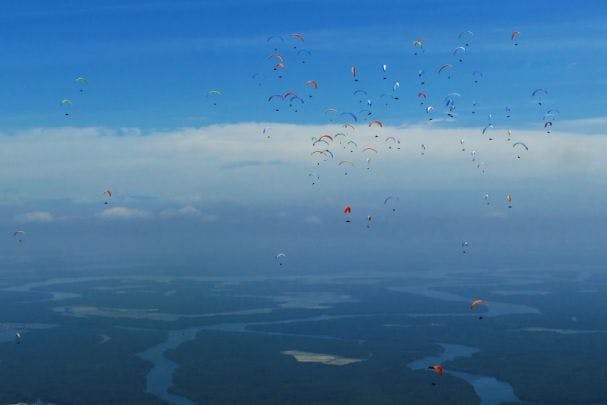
[[511, 31, 521, 45], [470, 299, 488, 310], [428, 365, 444, 377], [13, 229, 25, 243], [275, 252, 286, 266]]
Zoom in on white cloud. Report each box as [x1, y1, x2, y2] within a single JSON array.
[[159, 205, 202, 218], [554, 117, 607, 134], [303, 215, 323, 225], [158, 205, 218, 222], [97, 206, 151, 220], [15, 211, 54, 223], [0, 123, 605, 207]]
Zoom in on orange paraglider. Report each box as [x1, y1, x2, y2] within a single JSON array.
[[470, 299, 488, 310], [428, 365, 444, 377]]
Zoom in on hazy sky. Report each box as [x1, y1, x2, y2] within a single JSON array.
[[1, 1, 606, 272]]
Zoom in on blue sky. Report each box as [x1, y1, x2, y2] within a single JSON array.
[[2, 1, 607, 271], [0, 0, 606, 128]]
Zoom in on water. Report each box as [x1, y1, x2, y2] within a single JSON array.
[[408, 343, 519, 405], [138, 327, 203, 405]]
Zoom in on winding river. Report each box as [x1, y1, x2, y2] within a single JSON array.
[[408, 343, 519, 404]]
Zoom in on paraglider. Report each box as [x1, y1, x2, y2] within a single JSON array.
[[304, 81, 316, 100], [471, 299, 488, 319], [385, 136, 400, 149], [351, 66, 358, 82], [438, 64, 453, 79], [382, 64, 388, 80], [418, 91, 427, 104], [369, 120, 383, 128], [513, 142, 528, 150], [484, 193, 490, 205], [412, 39, 424, 55], [288, 95, 304, 112], [273, 62, 286, 78], [290, 33, 305, 42], [462, 241, 469, 254], [308, 172, 320, 185], [207, 90, 222, 106], [75, 76, 88, 92], [511, 31, 521, 46], [297, 49, 312, 63], [384, 195, 399, 211], [482, 124, 494, 138], [458, 30, 474, 46], [341, 112, 358, 122], [103, 189, 112, 205], [13, 230, 25, 243], [15, 332, 22, 344], [276, 252, 286, 266], [266, 35, 284, 51], [428, 365, 443, 377], [453, 46, 466, 62], [470, 299, 488, 310], [532, 88, 548, 97], [472, 70, 483, 83], [420, 144, 427, 155], [268, 94, 284, 111], [60, 99, 73, 116], [392, 81, 400, 97], [544, 121, 553, 133], [344, 205, 351, 222], [324, 108, 338, 121], [506, 193, 513, 208], [417, 69, 426, 85], [532, 88, 548, 106], [267, 53, 285, 63], [251, 72, 264, 86]]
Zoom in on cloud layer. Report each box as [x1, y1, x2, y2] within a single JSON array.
[[15, 211, 54, 223], [0, 123, 604, 215]]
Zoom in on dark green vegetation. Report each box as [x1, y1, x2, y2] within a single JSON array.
[[0, 325, 165, 404], [168, 331, 477, 405], [0, 264, 606, 403]]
